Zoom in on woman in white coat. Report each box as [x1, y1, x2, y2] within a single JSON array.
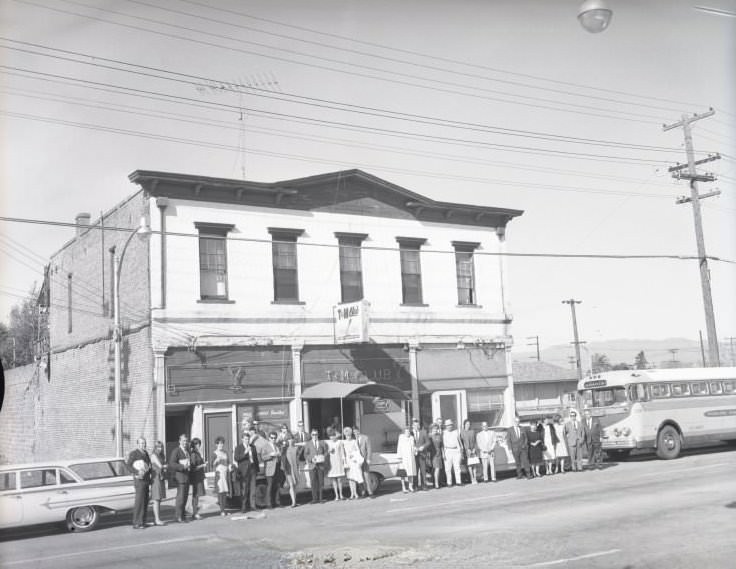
[[396, 425, 417, 493]]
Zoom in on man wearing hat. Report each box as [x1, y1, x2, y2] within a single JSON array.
[[411, 418, 430, 490], [441, 419, 464, 486]]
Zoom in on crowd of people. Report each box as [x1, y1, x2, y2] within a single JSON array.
[[125, 409, 603, 529]]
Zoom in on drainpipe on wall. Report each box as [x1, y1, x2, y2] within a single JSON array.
[[156, 198, 169, 309]]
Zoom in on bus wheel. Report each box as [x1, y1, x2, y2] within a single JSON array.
[[656, 425, 681, 459], [606, 449, 631, 461]]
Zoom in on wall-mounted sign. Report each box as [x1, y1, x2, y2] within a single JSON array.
[[333, 299, 369, 343], [583, 379, 607, 388]]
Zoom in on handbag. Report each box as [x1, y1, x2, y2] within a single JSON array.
[[313, 454, 325, 464], [397, 468, 407, 477], [467, 456, 480, 466]]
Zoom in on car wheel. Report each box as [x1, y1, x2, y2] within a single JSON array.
[[366, 472, 382, 494], [67, 506, 99, 532], [656, 425, 681, 460]]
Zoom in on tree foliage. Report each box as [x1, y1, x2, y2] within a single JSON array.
[[0, 287, 41, 369], [591, 353, 611, 374], [634, 350, 648, 369]]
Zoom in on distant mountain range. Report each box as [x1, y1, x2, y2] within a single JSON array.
[[512, 338, 735, 370]]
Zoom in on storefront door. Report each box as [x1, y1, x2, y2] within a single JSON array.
[[431, 390, 467, 426], [204, 412, 232, 461]]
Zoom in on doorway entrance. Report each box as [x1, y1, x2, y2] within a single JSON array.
[[431, 390, 467, 427], [307, 399, 356, 435], [204, 412, 232, 460]]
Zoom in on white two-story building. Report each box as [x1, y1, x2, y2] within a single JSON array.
[[132, 168, 523, 458], [35, 168, 522, 463]]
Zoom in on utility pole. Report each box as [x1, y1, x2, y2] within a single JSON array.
[[663, 109, 721, 367], [562, 299, 585, 380], [526, 336, 540, 361]]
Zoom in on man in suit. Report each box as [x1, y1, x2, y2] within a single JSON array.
[[126, 437, 151, 529], [353, 425, 374, 498], [234, 428, 259, 512], [260, 431, 282, 508], [412, 418, 430, 490], [168, 433, 191, 523], [507, 415, 531, 479], [564, 410, 586, 472], [292, 419, 309, 462], [302, 428, 328, 504], [583, 408, 603, 469]]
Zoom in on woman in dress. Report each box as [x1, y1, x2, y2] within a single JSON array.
[[211, 436, 230, 516], [325, 428, 346, 501], [189, 438, 207, 519], [527, 422, 544, 477], [542, 416, 559, 475], [342, 427, 364, 499], [279, 436, 299, 508], [553, 414, 569, 473], [428, 423, 444, 489], [149, 440, 167, 526], [396, 425, 417, 493], [460, 419, 478, 485]]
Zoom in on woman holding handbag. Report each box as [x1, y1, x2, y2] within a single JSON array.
[[460, 420, 479, 484], [396, 425, 417, 493], [149, 440, 167, 526], [342, 427, 364, 499]]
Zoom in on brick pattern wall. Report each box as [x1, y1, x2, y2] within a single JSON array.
[[48, 191, 150, 352], [0, 328, 154, 465]]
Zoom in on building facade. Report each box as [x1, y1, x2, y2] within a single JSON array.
[[39, 169, 522, 461]]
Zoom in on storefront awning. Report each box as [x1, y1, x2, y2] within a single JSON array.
[[301, 382, 409, 401]]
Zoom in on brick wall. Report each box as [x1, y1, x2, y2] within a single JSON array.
[[0, 363, 39, 464], [0, 327, 154, 465], [48, 191, 150, 351]]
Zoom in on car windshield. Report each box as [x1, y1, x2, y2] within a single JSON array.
[[69, 460, 130, 480]]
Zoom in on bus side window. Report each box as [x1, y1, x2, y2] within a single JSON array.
[[710, 382, 723, 395], [649, 383, 671, 399], [672, 383, 691, 397], [722, 380, 735, 394], [690, 382, 708, 396]]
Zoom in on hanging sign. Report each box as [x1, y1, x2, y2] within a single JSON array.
[[333, 299, 369, 343]]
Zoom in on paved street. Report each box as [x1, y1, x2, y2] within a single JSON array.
[[1, 446, 734, 569]]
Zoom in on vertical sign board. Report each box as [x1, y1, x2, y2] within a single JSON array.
[[333, 299, 369, 343]]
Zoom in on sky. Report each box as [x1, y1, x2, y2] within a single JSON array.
[[1, 0, 735, 364]]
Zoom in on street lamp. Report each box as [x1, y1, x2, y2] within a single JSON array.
[[112, 216, 151, 457], [578, 0, 613, 33]]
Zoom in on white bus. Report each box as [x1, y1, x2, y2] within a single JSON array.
[[578, 367, 736, 460]]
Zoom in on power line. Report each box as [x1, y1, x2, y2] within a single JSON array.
[[125, 0, 692, 117], [0, 39, 692, 154], [8, 0, 675, 124], [174, 0, 707, 111], [0, 85, 687, 190], [1, 215, 734, 264]]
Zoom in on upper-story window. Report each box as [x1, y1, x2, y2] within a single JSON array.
[[396, 237, 426, 305], [452, 241, 480, 306], [268, 228, 304, 303], [335, 232, 368, 303], [195, 222, 234, 301]]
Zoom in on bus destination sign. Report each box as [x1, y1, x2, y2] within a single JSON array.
[[584, 379, 607, 388]]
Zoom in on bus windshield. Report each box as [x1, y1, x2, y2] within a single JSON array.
[[580, 386, 628, 408]]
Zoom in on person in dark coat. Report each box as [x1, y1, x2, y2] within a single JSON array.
[[411, 418, 430, 490], [189, 438, 207, 519], [427, 423, 444, 489], [168, 433, 191, 523], [528, 422, 545, 477], [302, 428, 329, 504], [126, 437, 151, 529], [583, 408, 603, 469], [507, 415, 532, 479], [233, 429, 259, 512]]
